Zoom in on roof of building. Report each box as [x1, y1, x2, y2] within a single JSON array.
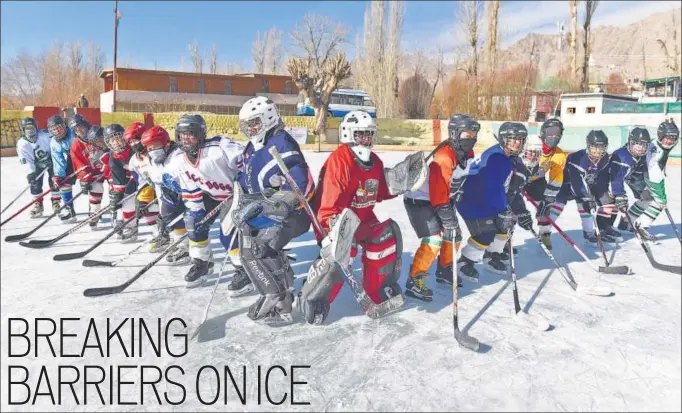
[[99, 67, 293, 81], [559, 92, 639, 101]]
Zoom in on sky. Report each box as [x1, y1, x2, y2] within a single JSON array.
[[1, 0, 680, 73]]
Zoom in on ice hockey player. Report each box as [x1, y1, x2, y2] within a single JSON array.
[[69, 118, 110, 230], [523, 118, 568, 250], [48, 115, 78, 223], [402, 114, 480, 301], [230, 96, 316, 325], [296, 110, 427, 324], [551, 130, 618, 245], [456, 122, 528, 282], [137, 125, 190, 264], [172, 114, 245, 288], [614, 120, 680, 241], [16, 117, 60, 218]]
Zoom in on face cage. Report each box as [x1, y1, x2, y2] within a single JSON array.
[[587, 144, 607, 160], [504, 136, 527, 156], [105, 133, 127, 153], [353, 129, 376, 148], [49, 124, 67, 140], [74, 125, 89, 140], [177, 131, 200, 153], [658, 134, 679, 150], [23, 125, 38, 140], [628, 141, 650, 157], [240, 117, 263, 139], [523, 149, 540, 167]]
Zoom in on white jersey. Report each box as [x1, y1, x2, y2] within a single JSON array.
[[173, 136, 245, 211], [128, 146, 182, 191], [17, 130, 52, 176]]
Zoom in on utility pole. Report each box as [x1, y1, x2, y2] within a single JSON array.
[[113, 0, 119, 112]]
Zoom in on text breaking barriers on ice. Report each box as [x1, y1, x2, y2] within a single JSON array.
[[5, 317, 312, 407]]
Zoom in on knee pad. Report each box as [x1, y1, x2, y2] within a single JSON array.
[[137, 186, 156, 204], [240, 234, 293, 296], [362, 219, 402, 303]]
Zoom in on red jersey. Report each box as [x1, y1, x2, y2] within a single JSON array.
[[313, 144, 395, 239], [69, 139, 111, 182]]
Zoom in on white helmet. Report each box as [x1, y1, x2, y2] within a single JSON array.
[[522, 134, 543, 169], [239, 96, 281, 150], [339, 110, 377, 163]]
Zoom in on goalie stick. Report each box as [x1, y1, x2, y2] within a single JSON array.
[[82, 196, 231, 297], [268, 146, 403, 319], [523, 191, 630, 275]]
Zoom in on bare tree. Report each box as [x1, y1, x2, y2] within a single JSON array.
[[288, 13, 351, 140], [569, 0, 579, 80], [221, 62, 244, 75], [179, 56, 187, 72], [580, 0, 599, 92], [188, 40, 203, 74], [264, 27, 283, 74], [209, 43, 218, 74], [485, 0, 500, 74], [355, 1, 404, 118], [252, 31, 267, 74], [458, 0, 484, 78], [655, 13, 680, 76]]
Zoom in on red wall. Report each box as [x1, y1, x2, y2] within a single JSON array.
[[32, 107, 61, 129], [75, 108, 102, 127]]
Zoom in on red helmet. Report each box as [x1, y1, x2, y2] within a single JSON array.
[[123, 121, 147, 144], [141, 125, 170, 149]]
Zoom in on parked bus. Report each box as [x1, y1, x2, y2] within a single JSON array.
[[296, 89, 377, 118]]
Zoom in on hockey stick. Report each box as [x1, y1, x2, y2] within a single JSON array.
[[523, 191, 630, 275], [19, 189, 140, 249], [528, 227, 613, 296], [507, 228, 551, 331], [191, 226, 237, 340], [53, 199, 159, 261], [664, 207, 682, 245], [451, 237, 480, 351], [579, 175, 612, 269], [1, 165, 87, 228], [83, 197, 230, 297], [1, 169, 47, 214], [621, 211, 681, 274], [5, 189, 86, 242], [268, 146, 403, 319], [82, 213, 185, 267]]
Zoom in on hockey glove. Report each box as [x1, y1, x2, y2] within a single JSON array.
[[80, 181, 92, 195], [496, 207, 515, 233], [517, 210, 534, 231], [435, 204, 462, 243], [580, 197, 597, 213], [232, 197, 290, 231], [26, 172, 38, 185], [450, 176, 466, 205], [614, 194, 629, 213], [537, 197, 555, 217]]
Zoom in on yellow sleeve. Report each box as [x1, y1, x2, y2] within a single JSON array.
[[544, 150, 567, 198]]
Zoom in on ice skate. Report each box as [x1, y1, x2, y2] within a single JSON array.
[[227, 266, 254, 297], [405, 273, 433, 302]]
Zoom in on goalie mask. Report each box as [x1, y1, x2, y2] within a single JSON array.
[[239, 96, 282, 150], [339, 110, 377, 163], [523, 134, 543, 169]]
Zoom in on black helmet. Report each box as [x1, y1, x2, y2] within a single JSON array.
[[539, 118, 563, 149], [86, 125, 107, 150], [103, 124, 127, 154], [447, 114, 480, 153], [498, 122, 528, 156], [657, 119, 679, 150], [627, 127, 651, 158], [68, 114, 91, 142], [175, 114, 207, 155], [586, 130, 608, 161], [47, 115, 67, 140], [19, 117, 39, 143]]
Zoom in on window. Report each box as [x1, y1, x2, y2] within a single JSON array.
[[261, 78, 269, 93], [198, 78, 206, 94], [224, 80, 232, 95], [330, 94, 343, 105], [169, 77, 178, 93], [566, 107, 576, 114], [363, 97, 375, 107], [586, 107, 596, 114], [284, 80, 293, 94]]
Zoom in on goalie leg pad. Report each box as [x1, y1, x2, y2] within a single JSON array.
[[239, 232, 293, 296], [359, 219, 402, 304], [300, 257, 344, 302]]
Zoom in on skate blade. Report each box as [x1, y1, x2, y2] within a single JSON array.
[[404, 289, 433, 302], [185, 276, 207, 289], [258, 313, 295, 326], [459, 274, 479, 283], [483, 263, 506, 275], [228, 284, 255, 297]]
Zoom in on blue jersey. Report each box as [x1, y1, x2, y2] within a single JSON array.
[[563, 149, 610, 200], [456, 145, 513, 221], [238, 130, 314, 199], [50, 129, 77, 178], [609, 145, 651, 196]]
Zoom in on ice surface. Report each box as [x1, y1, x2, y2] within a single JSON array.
[[1, 151, 680, 412]]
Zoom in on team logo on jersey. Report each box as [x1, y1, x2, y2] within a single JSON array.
[[185, 171, 232, 191], [352, 178, 379, 208]]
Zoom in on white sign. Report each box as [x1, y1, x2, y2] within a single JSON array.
[[285, 127, 308, 145]]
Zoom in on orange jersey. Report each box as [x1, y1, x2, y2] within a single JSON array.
[[405, 143, 472, 207], [313, 145, 394, 237]]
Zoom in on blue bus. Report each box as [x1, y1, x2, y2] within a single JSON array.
[[296, 89, 377, 118]]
